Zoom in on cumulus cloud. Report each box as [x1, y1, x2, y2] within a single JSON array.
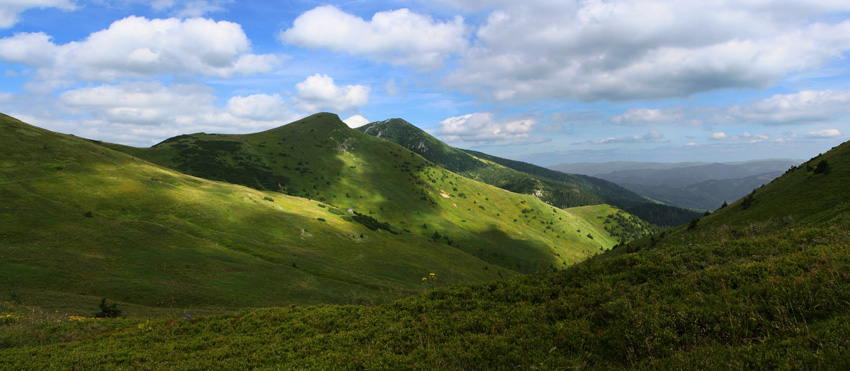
[[293, 73, 370, 114], [443, 1, 850, 102], [805, 129, 842, 138], [227, 94, 288, 121], [591, 130, 668, 144], [343, 114, 369, 128], [0, 16, 281, 90], [280, 5, 467, 70], [0, 31, 56, 65], [728, 90, 850, 125], [53, 81, 300, 146], [437, 112, 537, 143], [0, 0, 75, 28]]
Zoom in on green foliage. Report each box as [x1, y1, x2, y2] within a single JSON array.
[[741, 191, 755, 210], [94, 298, 122, 318], [814, 159, 830, 174], [687, 217, 699, 231], [3, 221, 849, 369], [350, 212, 397, 234]]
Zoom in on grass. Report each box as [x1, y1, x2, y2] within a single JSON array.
[[1, 113, 849, 369], [0, 112, 635, 316], [358, 118, 702, 227], [2, 219, 847, 369]]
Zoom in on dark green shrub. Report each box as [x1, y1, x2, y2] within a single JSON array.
[[741, 192, 754, 210], [687, 218, 699, 231], [94, 298, 121, 318], [814, 160, 830, 174]]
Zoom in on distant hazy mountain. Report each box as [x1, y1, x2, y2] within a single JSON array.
[[549, 160, 801, 210], [620, 171, 785, 210], [550, 161, 711, 177]]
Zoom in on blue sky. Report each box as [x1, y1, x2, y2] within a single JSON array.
[[1, 0, 849, 166]]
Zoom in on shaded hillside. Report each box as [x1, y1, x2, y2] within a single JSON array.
[[359, 118, 701, 227], [4, 137, 849, 370], [0, 113, 624, 315]]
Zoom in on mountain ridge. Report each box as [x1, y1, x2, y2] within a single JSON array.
[[357, 118, 702, 226], [4, 123, 848, 369]]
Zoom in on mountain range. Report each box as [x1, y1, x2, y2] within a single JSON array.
[[3, 112, 848, 369], [1, 112, 652, 316], [551, 160, 801, 210]]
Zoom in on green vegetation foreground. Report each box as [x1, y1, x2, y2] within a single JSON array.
[[2, 220, 847, 369], [3, 139, 850, 369]]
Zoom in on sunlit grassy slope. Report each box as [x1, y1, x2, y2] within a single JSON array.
[[3, 136, 848, 369], [358, 118, 702, 227], [0, 113, 633, 316], [107, 113, 637, 273]]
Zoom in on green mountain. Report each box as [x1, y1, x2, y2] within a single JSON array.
[[358, 118, 701, 226], [3, 136, 848, 369], [1, 112, 642, 316]]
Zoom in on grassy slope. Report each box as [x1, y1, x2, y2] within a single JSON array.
[[358, 118, 701, 227], [4, 137, 848, 368], [108, 113, 624, 274], [0, 113, 624, 315]]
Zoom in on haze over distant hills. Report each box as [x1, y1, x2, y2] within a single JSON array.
[[550, 160, 801, 210]]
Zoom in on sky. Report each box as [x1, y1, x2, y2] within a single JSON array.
[[1, 0, 849, 166]]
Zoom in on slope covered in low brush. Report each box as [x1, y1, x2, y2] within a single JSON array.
[[0, 113, 624, 316], [107, 113, 632, 275], [358, 118, 700, 226], [4, 137, 849, 369]]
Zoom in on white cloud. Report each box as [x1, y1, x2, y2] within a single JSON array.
[[0, 31, 56, 65], [806, 129, 842, 138], [443, 1, 850, 102], [293, 73, 370, 114], [709, 131, 770, 142], [591, 130, 668, 144], [227, 94, 287, 121], [343, 114, 369, 128], [728, 90, 850, 125], [51, 81, 300, 146], [611, 108, 684, 125], [280, 5, 467, 70], [0, 0, 75, 28], [437, 112, 537, 143], [0, 16, 282, 90]]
